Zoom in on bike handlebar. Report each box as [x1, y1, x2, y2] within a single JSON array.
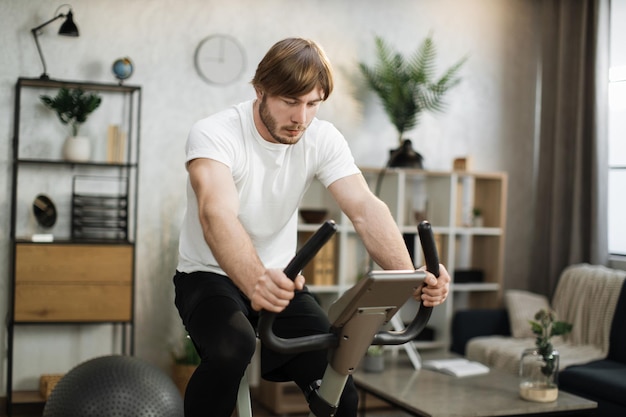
[[371, 221, 440, 345], [257, 221, 339, 354], [258, 220, 440, 353]]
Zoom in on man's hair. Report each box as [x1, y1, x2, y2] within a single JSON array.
[[251, 38, 334, 100]]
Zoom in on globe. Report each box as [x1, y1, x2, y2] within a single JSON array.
[[112, 57, 134, 83]]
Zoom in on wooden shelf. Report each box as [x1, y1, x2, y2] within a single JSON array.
[[11, 390, 45, 404], [299, 168, 508, 348]]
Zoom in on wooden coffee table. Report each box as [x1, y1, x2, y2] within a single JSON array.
[[353, 354, 597, 417]]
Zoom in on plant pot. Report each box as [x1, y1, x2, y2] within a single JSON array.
[[362, 354, 385, 373], [519, 348, 559, 403], [63, 136, 91, 162], [388, 139, 423, 168], [171, 363, 197, 398]]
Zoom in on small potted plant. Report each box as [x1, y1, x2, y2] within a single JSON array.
[[171, 334, 201, 397], [519, 309, 573, 402], [362, 345, 385, 373], [40, 87, 102, 162], [358, 35, 466, 168]]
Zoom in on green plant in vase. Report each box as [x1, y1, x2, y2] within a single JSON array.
[[529, 309, 572, 378], [40, 87, 102, 136], [358, 35, 466, 168], [520, 308, 573, 402], [40, 87, 102, 161]]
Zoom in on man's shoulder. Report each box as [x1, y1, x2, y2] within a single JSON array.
[[305, 117, 342, 141], [194, 100, 252, 129]]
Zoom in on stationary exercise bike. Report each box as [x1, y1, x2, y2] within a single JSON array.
[[236, 219, 440, 417]]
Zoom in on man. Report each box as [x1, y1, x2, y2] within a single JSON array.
[[174, 37, 450, 417]]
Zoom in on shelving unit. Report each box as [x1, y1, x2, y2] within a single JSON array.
[[6, 78, 141, 414], [298, 167, 508, 350], [256, 167, 507, 413]]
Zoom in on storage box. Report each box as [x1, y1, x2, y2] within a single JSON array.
[[40, 374, 64, 399]]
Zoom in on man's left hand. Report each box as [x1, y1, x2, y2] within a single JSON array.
[[415, 264, 450, 307]]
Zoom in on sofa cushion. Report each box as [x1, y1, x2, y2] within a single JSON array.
[[450, 309, 510, 355], [560, 360, 626, 407], [466, 335, 606, 375], [505, 290, 550, 338], [607, 282, 626, 363]]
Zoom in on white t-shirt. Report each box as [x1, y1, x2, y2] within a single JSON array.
[[177, 100, 360, 275]]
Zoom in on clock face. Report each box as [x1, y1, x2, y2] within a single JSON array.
[[194, 34, 246, 85]]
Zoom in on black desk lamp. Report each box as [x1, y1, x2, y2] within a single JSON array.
[[31, 5, 79, 79]]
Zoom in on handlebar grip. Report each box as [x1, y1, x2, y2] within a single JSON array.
[[283, 220, 337, 279], [259, 220, 339, 354], [418, 221, 440, 277], [372, 220, 440, 345]]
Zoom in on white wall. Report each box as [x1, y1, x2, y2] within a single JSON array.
[[0, 0, 540, 392]]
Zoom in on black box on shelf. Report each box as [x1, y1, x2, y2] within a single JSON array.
[[71, 176, 129, 241], [454, 269, 484, 283]]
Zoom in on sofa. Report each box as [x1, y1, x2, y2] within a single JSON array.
[[450, 263, 626, 417]]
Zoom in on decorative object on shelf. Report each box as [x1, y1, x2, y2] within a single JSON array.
[[112, 57, 134, 84], [194, 34, 246, 85], [472, 207, 484, 227], [453, 156, 471, 171], [107, 124, 127, 163], [358, 35, 466, 168], [40, 87, 102, 162], [299, 208, 328, 224], [389, 139, 424, 168], [171, 334, 201, 397], [30, 4, 79, 80], [33, 194, 57, 228], [32, 194, 57, 242], [519, 309, 573, 403], [71, 176, 129, 241]]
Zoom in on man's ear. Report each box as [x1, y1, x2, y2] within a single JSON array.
[[255, 88, 264, 100]]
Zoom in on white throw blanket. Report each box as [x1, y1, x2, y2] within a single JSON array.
[[552, 263, 626, 354], [466, 264, 626, 374]]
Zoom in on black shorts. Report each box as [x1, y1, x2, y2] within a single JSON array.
[[173, 270, 332, 381]]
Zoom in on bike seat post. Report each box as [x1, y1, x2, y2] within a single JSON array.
[[236, 366, 252, 417]]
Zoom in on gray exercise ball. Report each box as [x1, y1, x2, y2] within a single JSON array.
[[43, 355, 183, 417]]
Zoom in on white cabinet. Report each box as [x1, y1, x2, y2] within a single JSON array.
[[298, 168, 507, 350]]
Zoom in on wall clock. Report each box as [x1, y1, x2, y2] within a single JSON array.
[[194, 34, 246, 85]]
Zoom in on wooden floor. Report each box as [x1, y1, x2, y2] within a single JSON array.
[[4, 399, 411, 417]]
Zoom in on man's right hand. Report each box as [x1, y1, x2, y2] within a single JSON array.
[[250, 269, 305, 312]]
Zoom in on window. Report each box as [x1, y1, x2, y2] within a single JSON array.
[[608, 1, 626, 255]]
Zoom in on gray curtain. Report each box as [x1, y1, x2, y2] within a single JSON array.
[[530, 0, 609, 297]]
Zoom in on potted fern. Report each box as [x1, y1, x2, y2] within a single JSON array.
[[40, 87, 102, 162], [359, 35, 466, 168]]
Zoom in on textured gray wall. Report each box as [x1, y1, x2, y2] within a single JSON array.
[[0, 0, 539, 392]]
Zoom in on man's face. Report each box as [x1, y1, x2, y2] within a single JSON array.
[[256, 88, 324, 145]]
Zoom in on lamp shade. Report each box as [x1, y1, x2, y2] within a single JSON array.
[[31, 7, 80, 79], [58, 10, 79, 36]]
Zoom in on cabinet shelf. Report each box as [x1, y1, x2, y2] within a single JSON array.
[[453, 282, 500, 292], [17, 76, 140, 93], [7, 77, 141, 415], [299, 167, 507, 349], [16, 158, 138, 168]]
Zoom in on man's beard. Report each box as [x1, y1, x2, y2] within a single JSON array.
[[259, 97, 305, 145]]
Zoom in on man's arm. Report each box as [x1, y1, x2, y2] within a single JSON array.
[[187, 158, 303, 312], [328, 174, 414, 271], [328, 173, 450, 307]]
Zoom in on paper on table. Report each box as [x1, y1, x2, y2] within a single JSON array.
[[422, 358, 490, 377]]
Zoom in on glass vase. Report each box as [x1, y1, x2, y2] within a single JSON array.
[[519, 347, 560, 402]]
